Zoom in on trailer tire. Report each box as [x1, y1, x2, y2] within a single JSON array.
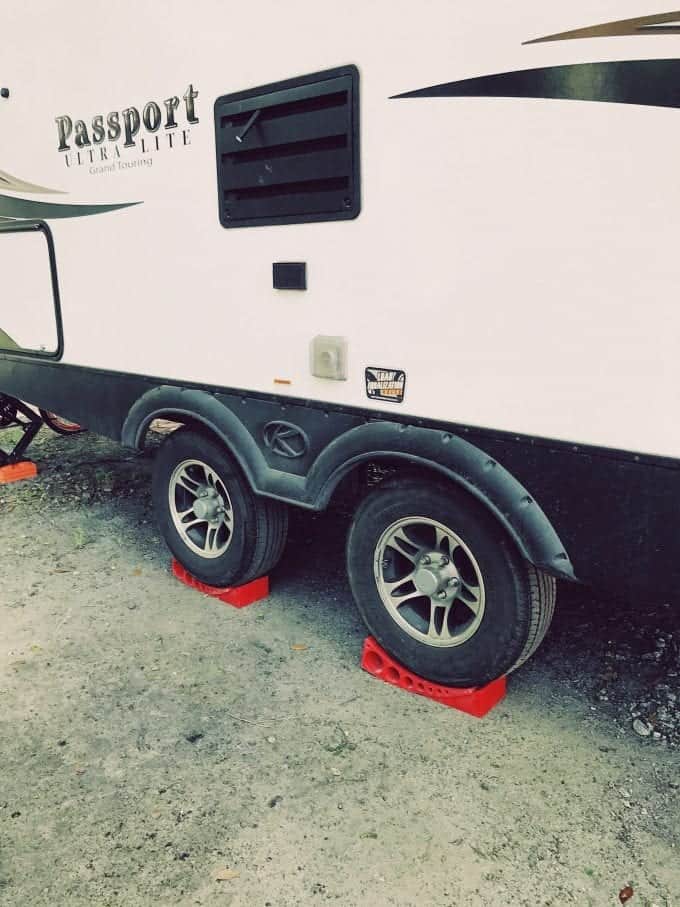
[[346, 476, 556, 687], [152, 427, 288, 587]]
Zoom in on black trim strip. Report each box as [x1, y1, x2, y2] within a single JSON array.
[[2, 357, 680, 602], [0, 354, 677, 473], [392, 59, 680, 110]]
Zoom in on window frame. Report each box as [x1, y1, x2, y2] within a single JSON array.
[[0, 219, 64, 361]]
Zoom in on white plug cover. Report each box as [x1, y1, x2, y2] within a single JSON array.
[[310, 335, 348, 380]]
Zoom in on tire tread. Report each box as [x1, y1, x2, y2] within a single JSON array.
[[237, 497, 289, 585], [508, 566, 556, 673]]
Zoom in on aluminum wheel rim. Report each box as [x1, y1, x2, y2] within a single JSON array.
[[169, 459, 234, 559], [374, 517, 486, 648]]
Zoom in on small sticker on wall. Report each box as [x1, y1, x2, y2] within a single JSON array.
[[365, 367, 406, 403]]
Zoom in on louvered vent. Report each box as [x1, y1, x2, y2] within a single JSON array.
[[215, 66, 360, 228]]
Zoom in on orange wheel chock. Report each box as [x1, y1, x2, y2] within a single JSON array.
[[171, 559, 269, 608], [361, 636, 507, 718], [0, 460, 38, 485]]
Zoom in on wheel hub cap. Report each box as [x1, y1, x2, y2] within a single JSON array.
[[413, 551, 461, 599], [413, 564, 440, 597], [192, 487, 222, 522]]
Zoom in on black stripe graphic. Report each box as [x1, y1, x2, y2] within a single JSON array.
[[392, 59, 680, 110]]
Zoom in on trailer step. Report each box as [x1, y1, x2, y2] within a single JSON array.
[[360, 636, 506, 718], [171, 559, 269, 608], [0, 460, 38, 485]]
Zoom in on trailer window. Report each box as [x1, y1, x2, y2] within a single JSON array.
[[214, 65, 360, 228], [0, 221, 62, 359]]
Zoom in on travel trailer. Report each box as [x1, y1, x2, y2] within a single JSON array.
[[1, 2, 679, 686]]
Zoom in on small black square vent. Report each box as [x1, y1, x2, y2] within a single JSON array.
[[215, 65, 360, 228], [273, 262, 307, 290]]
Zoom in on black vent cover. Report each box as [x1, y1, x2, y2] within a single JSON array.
[[215, 65, 360, 228]]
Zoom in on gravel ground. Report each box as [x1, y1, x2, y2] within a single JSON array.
[[1, 427, 679, 906]]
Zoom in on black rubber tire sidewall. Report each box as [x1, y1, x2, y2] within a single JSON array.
[[347, 479, 534, 687], [152, 428, 258, 587]]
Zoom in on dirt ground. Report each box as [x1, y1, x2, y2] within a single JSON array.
[[1, 427, 678, 907]]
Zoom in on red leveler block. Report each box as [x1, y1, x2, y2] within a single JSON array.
[[0, 461, 38, 485], [171, 559, 269, 608], [361, 637, 506, 718]]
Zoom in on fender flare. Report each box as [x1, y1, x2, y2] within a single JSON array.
[[305, 421, 575, 581], [122, 387, 575, 581], [121, 386, 309, 502]]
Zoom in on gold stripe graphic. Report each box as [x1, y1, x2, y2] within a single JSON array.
[[524, 10, 680, 45], [0, 167, 139, 220], [0, 168, 64, 194], [0, 194, 140, 220]]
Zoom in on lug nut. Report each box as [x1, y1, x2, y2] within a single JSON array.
[[440, 555, 449, 566], [448, 577, 460, 589], [437, 590, 448, 600], [421, 555, 431, 566]]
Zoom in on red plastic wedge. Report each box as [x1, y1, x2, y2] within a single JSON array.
[[361, 637, 506, 718], [0, 461, 38, 484], [171, 559, 269, 608]]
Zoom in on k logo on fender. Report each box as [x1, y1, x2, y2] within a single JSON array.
[[263, 422, 309, 459]]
